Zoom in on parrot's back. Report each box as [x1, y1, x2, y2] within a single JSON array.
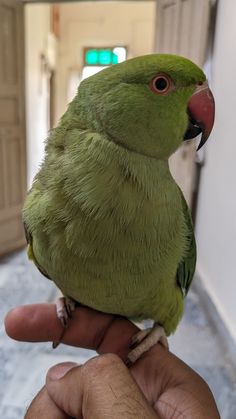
[[23, 128, 189, 335]]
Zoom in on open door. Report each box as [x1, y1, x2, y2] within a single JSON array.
[[0, 0, 27, 256], [155, 0, 211, 207]]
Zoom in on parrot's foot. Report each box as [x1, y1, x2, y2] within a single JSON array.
[[53, 297, 76, 349], [56, 296, 76, 327], [126, 323, 169, 366]]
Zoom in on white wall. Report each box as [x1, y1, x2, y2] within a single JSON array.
[[196, 0, 236, 343], [55, 1, 156, 122], [25, 4, 51, 187]]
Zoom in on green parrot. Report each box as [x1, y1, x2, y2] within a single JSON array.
[[23, 54, 215, 363]]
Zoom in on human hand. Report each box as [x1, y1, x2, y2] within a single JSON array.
[[5, 304, 221, 418]]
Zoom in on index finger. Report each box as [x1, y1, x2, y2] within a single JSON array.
[[5, 304, 139, 360]]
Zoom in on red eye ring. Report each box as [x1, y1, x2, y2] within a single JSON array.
[[150, 73, 173, 95]]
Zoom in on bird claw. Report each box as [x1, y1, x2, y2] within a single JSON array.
[[56, 296, 76, 327], [53, 296, 76, 349], [125, 324, 169, 366]]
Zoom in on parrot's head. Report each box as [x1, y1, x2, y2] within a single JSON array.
[[74, 54, 215, 159]]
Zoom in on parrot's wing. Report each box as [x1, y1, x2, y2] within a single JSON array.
[[176, 189, 196, 296], [23, 221, 52, 280]]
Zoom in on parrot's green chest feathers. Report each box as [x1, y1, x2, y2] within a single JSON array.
[[24, 131, 189, 335]]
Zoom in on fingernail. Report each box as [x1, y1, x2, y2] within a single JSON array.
[[47, 362, 78, 380]]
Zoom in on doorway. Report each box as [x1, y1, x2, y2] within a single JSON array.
[[24, 0, 157, 182], [0, 0, 27, 256]]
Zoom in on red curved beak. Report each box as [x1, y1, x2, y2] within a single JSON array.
[[184, 81, 215, 150]]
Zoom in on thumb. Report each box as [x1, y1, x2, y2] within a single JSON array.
[[46, 354, 157, 419]]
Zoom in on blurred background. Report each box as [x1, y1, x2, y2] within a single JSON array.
[[0, 0, 236, 418]]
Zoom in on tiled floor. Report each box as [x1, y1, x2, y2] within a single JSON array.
[[0, 250, 236, 418]]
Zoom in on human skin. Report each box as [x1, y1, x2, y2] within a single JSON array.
[[5, 304, 221, 419]]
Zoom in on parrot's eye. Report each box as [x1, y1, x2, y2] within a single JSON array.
[[150, 74, 173, 95]]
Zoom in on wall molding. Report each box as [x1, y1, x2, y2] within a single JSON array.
[[194, 271, 236, 366]]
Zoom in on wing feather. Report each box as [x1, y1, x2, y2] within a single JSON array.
[[176, 190, 196, 296]]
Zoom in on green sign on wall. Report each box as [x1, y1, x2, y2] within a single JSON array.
[[84, 47, 126, 66]]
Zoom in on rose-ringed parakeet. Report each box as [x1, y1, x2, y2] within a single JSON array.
[[23, 54, 215, 364]]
